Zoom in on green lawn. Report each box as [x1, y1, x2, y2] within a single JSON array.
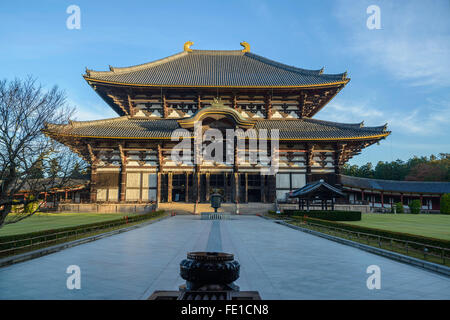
[[0, 212, 137, 237], [346, 214, 450, 240]]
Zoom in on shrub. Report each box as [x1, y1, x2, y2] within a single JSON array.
[[409, 200, 421, 214], [441, 194, 450, 215], [282, 210, 361, 221], [394, 202, 404, 213], [24, 195, 39, 214]]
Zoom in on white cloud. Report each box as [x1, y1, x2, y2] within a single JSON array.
[[318, 98, 450, 136], [67, 98, 117, 121], [335, 0, 450, 87]]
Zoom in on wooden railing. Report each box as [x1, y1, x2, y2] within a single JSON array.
[[291, 219, 450, 266], [0, 212, 164, 257]]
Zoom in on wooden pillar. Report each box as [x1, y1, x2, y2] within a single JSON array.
[[206, 172, 210, 202], [90, 165, 97, 202], [400, 193, 404, 205], [168, 172, 173, 203], [224, 173, 229, 202], [334, 145, 341, 178], [265, 95, 272, 119], [157, 172, 161, 204], [119, 144, 127, 202], [245, 173, 248, 203], [234, 172, 239, 203], [196, 171, 201, 202], [381, 191, 384, 208], [305, 145, 312, 183], [185, 172, 189, 203], [298, 92, 307, 118], [163, 94, 168, 118], [261, 175, 266, 203], [361, 189, 365, 202], [119, 166, 126, 202], [420, 194, 423, 208], [197, 94, 202, 110]]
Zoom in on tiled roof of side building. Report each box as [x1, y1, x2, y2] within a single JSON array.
[[44, 117, 389, 140], [290, 180, 346, 197], [340, 175, 450, 194], [84, 50, 348, 87]]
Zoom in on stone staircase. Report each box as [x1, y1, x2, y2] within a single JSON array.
[[157, 202, 275, 215]]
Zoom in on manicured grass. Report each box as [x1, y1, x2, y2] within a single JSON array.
[[345, 214, 450, 240], [0, 212, 138, 237]]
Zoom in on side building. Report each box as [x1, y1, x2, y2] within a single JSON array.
[[44, 42, 390, 210], [341, 175, 450, 212]]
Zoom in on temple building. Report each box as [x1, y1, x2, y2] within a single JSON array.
[[44, 41, 390, 208]]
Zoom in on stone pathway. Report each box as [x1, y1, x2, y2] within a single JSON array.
[[0, 215, 449, 299]]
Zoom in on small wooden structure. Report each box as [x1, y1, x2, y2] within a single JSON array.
[[289, 179, 346, 211]]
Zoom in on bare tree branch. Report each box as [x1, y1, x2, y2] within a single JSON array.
[[0, 76, 80, 227]]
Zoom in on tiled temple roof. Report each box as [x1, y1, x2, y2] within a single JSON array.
[[84, 50, 348, 87], [44, 116, 389, 141], [340, 175, 450, 194], [290, 179, 346, 198]]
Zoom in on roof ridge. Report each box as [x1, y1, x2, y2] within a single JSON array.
[[246, 52, 347, 78], [191, 49, 244, 55], [85, 51, 188, 77], [306, 118, 388, 132], [68, 116, 130, 127]]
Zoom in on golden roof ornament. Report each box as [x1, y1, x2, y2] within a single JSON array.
[[184, 41, 194, 52], [240, 41, 250, 53], [211, 97, 226, 107]]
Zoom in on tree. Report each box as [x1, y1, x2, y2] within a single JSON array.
[[405, 163, 447, 181], [69, 160, 88, 179], [344, 154, 449, 182], [28, 159, 44, 179], [0, 77, 78, 227], [358, 162, 374, 178]]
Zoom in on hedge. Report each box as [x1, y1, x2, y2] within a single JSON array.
[[0, 210, 165, 253], [291, 216, 450, 250], [280, 210, 361, 221], [441, 194, 450, 214]]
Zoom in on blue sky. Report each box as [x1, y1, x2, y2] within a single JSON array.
[[1, 0, 449, 165]]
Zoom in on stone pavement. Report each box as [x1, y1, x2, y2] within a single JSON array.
[[1, 215, 449, 299]]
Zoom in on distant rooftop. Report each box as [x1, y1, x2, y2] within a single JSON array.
[[340, 175, 450, 194]]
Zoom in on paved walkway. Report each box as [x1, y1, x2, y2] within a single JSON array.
[[1, 216, 449, 299]]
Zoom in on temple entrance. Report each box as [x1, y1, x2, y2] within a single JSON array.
[[248, 189, 261, 202], [210, 174, 225, 193], [248, 174, 262, 202], [172, 174, 186, 202]]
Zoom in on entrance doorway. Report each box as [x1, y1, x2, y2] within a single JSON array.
[[172, 174, 186, 202], [248, 189, 261, 202]]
